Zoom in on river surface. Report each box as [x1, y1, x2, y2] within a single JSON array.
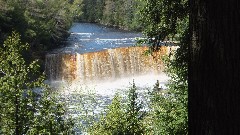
[[47, 23, 169, 134], [54, 23, 142, 54]]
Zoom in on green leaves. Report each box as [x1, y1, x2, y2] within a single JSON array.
[[0, 0, 83, 52], [89, 94, 126, 134], [0, 32, 74, 134], [136, 1, 189, 133], [89, 82, 146, 135], [80, 0, 142, 30], [147, 27, 189, 134], [137, 0, 188, 49], [0, 32, 28, 77], [0, 32, 37, 134]]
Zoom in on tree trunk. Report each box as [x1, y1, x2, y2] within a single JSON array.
[[189, 0, 240, 134], [15, 95, 19, 135]]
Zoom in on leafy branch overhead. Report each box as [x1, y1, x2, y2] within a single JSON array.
[[138, 0, 188, 39]]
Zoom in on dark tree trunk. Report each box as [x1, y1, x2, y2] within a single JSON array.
[[189, 0, 240, 134]]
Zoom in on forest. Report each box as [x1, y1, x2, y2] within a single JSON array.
[[80, 0, 141, 30], [0, 0, 239, 134]]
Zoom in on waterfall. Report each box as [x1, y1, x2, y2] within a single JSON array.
[[45, 53, 77, 81], [45, 46, 175, 83]]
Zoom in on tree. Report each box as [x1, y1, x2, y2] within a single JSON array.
[[79, 0, 141, 30], [138, 0, 188, 51], [102, 0, 115, 26], [189, 0, 240, 134], [89, 95, 126, 134], [124, 82, 146, 135], [24, 0, 83, 49], [0, 32, 74, 134], [89, 82, 146, 134], [0, 0, 83, 50], [149, 34, 188, 134], [137, 0, 189, 134], [80, 0, 104, 22]]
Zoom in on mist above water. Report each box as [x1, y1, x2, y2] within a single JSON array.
[[57, 73, 169, 97]]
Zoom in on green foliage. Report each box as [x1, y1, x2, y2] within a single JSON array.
[[27, 90, 75, 134], [24, 0, 83, 48], [137, 0, 188, 48], [148, 27, 189, 134], [135, 0, 189, 133], [80, 0, 104, 22], [89, 94, 126, 134], [0, 32, 74, 134], [135, 1, 189, 132], [89, 82, 146, 134], [0, 0, 83, 51], [125, 82, 146, 135], [80, 0, 190, 33], [80, 0, 142, 30]]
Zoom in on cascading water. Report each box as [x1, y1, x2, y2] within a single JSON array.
[[45, 23, 177, 133], [46, 46, 173, 83]]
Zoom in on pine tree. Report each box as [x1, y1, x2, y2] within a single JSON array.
[[0, 32, 74, 134], [89, 94, 126, 134], [124, 81, 146, 135]]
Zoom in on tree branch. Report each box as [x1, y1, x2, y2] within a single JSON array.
[[0, 69, 7, 76]]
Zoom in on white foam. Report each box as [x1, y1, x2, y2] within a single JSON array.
[[97, 38, 136, 41], [71, 32, 93, 35], [58, 73, 169, 97]]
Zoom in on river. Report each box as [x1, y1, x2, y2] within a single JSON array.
[[54, 22, 142, 54], [45, 23, 171, 133]]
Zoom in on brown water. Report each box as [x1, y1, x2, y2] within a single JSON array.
[[46, 46, 173, 83]]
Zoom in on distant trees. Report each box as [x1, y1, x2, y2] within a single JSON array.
[[0, 0, 83, 51], [0, 32, 74, 134], [80, 0, 141, 30], [80, 0, 188, 34], [80, 0, 104, 23]]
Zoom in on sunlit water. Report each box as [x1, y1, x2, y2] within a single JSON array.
[[49, 73, 169, 134], [47, 23, 170, 133], [53, 23, 142, 54]]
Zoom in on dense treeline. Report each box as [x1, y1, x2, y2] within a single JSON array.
[[0, 0, 82, 60], [80, 0, 141, 30], [80, 0, 188, 38]]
